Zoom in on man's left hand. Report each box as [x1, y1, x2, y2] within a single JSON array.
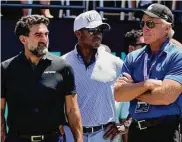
[[103, 122, 128, 140]]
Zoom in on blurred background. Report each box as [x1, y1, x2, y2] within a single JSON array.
[[1, 0, 182, 61]]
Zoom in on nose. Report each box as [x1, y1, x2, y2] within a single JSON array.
[[143, 24, 150, 33], [94, 34, 102, 40], [40, 34, 48, 42], [142, 22, 151, 32]]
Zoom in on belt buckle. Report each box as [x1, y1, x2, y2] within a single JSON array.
[[31, 135, 44, 142], [85, 126, 94, 133], [91, 127, 94, 133], [138, 120, 147, 130]]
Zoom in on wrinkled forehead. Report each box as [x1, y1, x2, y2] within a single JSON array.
[[29, 24, 49, 33], [142, 14, 163, 22]]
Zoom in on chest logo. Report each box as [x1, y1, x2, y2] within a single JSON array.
[[44, 71, 56, 74], [156, 63, 162, 71]]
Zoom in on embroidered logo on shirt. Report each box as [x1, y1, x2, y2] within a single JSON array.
[[156, 63, 162, 71], [43, 71, 56, 74]]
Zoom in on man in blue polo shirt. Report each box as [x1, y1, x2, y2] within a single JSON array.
[[114, 3, 182, 142]]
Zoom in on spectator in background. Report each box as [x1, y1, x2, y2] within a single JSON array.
[[124, 29, 145, 53], [20, 0, 53, 18], [138, 0, 153, 9], [62, 10, 127, 142], [124, 29, 181, 54]]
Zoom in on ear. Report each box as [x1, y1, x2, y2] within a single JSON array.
[[75, 31, 82, 39], [19, 35, 26, 45]]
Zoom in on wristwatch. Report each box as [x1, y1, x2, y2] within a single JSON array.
[[124, 119, 132, 128]]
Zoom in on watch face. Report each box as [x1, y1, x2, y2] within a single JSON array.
[[124, 121, 131, 127]]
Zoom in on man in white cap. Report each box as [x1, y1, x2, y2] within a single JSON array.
[[62, 10, 129, 142], [114, 3, 182, 142]]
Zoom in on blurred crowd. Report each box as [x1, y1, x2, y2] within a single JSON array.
[[1, 0, 182, 22]]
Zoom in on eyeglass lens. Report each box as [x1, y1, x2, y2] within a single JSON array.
[[140, 21, 155, 29], [87, 28, 103, 35]]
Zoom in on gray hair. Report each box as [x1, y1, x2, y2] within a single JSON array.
[[161, 19, 175, 39]]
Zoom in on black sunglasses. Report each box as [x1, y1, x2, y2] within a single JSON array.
[[81, 28, 104, 35], [140, 20, 162, 29]]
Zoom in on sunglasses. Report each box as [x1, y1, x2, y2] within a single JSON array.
[[140, 20, 162, 29], [81, 28, 104, 35]]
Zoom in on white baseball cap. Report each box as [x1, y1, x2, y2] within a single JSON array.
[[73, 10, 110, 32]]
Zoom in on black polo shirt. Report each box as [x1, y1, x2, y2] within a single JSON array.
[[1, 52, 76, 133]]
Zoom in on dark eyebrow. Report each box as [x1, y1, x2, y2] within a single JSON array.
[[34, 31, 49, 35]]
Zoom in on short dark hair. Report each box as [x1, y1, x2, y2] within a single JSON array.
[[14, 15, 49, 38], [124, 29, 143, 47]]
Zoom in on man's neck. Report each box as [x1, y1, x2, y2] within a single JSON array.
[[77, 44, 97, 63], [24, 49, 41, 64], [149, 37, 168, 53]]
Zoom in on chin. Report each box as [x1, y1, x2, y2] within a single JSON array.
[[92, 46, 99, 50], [93, 42, 101, 48], [144, 38, 153, 44]]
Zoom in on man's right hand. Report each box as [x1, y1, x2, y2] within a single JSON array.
[[144, 79, 162, 90]]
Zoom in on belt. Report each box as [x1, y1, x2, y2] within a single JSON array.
[[83, 122, 113, 133], [133, 115, 179, 130], [18, 131, 59, 142]]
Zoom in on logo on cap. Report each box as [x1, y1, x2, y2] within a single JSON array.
[[148, 5, 153, 10], [85, 13, 101, 23]]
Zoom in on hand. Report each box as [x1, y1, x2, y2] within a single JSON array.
[[122, 72, 133, 83], [116, 73, 133, 84], [144, 79, 162, 90], [59, 125, 65, 135], [114, 73, 133, 92], [103, 122, 128, 140]]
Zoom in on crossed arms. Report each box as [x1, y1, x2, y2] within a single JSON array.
[[114, 73, 182, 105]]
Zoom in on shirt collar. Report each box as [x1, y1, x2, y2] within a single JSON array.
[[73, 43, 100, 61], [42, 52, 54, 60], [144, 38, 171, 54], [19, 51, 53, 62]]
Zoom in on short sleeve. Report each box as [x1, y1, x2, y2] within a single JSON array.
[[121, 53, 133, 76], [115, 57, 124, 77], [63, 63, 76, 96], [119, 102, 130, 119], [165, 51, 182, 84]]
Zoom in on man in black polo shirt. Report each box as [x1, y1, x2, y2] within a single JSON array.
[[1, 15, 83, 142]]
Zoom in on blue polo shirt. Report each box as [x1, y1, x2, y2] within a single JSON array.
[[122, 39, 182, 120]]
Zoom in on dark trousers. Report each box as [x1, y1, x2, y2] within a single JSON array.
[[128, 118, 180, 142], [5, 131, 65, 142]]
